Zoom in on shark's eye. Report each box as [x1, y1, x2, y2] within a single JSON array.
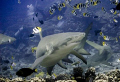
[[82, 33, 85, 36]]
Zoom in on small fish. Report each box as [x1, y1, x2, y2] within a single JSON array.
[[93, 16, 99, 18], [11, 62, 16, 67], [52, 73, 57, 79], [16, 68, 37, 77], [18, 0, 21, 4], [29, 34, 34, 37], [103, 36, 110, 40], [57, 15, 63, 20], [102, 42, 106, 46], [35, 72, 44, 77], [35, 13, 38, 17], [33, 17, 34, 21], [111, 1, 119, 5], [111, 3, 120, 14], [117, 13, 120, 17], [102, 7, 106, 13], [72, 10, 77, 16], [11, 56, 14, 60], [113, 19, 118, 23], [73, 3, 86, 10], [94, 30, 101, 36], [31, 47, 37, 53], [10, 66, 13, 70], [99, 32, 104, 37], [83, 13, 90, 17], [110, 8, 118, 14], [39, 20, 44, 24], [49, 4, 57, 15], [72, 61, 80, 65], [29, 27, 42, 37], [58, 3, 66, 11], [115, 3, 120, 10], [65, 0, 71, 4], [33, 27, 42, 34], [90, 0, 101, 6], [116, 38, 118, 42]]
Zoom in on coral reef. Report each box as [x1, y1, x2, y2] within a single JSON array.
[[0, 67, 120, 82]]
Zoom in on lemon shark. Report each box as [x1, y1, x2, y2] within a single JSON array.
[[0, 33, 16, 45], [81, 40, 113, 69], [16, 23, 93, 76], [30, 23, 93, 75]]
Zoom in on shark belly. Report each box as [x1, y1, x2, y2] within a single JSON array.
[[40, 43, 79, 67]]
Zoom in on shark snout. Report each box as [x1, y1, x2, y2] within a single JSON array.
[[8, 38, 16, 43], [77, 32, 86, 40]]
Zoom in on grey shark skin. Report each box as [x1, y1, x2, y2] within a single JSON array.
[[30, 23, 93, 75], [81, 40, 113, 69], [31, 32, 86, 71], [0, 34, 16, 45], [36, 32, 85, 58]]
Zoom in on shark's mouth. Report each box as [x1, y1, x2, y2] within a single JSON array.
[[73, 41, 81, 43]]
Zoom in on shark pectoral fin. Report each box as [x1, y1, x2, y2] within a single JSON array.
[[62, 55, 73, 63], [31, 55, 47, 69], [77, 48, 91, 55], [57, 60, 67, 69], [102, 61, 112, 66], [46, 65, 55, 75], [71, 50, 87, 64], [31, 58, 41, 69]]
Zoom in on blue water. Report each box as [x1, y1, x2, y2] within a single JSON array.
[[0, 0, 120, 78]]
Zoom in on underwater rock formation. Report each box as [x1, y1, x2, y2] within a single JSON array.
[[0, 67, 120, 82]]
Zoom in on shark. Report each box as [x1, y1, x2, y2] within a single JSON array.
[[0, 33, 16, 45], [81, 40, 113, 69], [31, 32, 86, 75], [16, 22, 93, 76]]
